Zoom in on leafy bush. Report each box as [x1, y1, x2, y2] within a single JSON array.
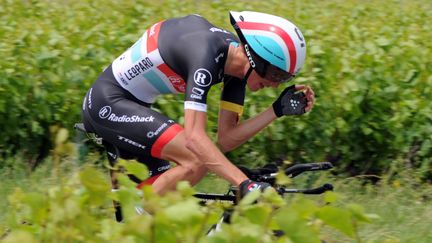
[[0, 0, 431, 179], [2, 161, 379, 243]]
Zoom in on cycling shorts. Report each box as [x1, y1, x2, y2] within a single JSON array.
[[81, 65, 183, 179]]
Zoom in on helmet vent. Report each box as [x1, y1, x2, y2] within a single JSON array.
[[239, 15, 244, 21]]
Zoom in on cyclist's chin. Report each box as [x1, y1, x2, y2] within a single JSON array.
[[246, 82, 261, 92]]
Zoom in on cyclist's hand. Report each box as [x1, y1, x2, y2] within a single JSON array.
[[239, 179, 272, 198], [272, 85, 315, 117]]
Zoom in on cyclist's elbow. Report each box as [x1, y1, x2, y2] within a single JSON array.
[[217, 137, 236, 153]]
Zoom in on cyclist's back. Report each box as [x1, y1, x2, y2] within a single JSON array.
[[111, 14, 241, 109]]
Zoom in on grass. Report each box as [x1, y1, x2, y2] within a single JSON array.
[[1, 157, 431, 242]]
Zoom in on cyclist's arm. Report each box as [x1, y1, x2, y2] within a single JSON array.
[[217, 107, 277, 153], [184, 109, 248, 186]]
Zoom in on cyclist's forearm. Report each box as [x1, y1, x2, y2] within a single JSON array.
[[185, 130, 247, 186], [184, 109, 248, 186], [218, 106, 277, 152]]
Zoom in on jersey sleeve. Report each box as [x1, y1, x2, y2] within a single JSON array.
[[183, 37, 227, 112], [220, 76, 247, 115], [183, 64, 220, 112]]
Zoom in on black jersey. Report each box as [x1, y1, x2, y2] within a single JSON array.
[[111, 14, 246, 114]]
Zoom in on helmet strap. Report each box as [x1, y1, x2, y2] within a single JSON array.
[[242, 66, 254, 83]]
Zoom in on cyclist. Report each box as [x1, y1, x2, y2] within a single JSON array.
[[81, 11, 315, 197]]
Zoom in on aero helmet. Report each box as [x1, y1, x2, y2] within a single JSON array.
[[230, 11, 306, 83]]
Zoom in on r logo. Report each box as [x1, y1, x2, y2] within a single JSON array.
[[99, 106, 112, 119], [193, 68, 212, 87]]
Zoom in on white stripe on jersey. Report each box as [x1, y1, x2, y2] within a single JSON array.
[[184, 101, 207, 112]]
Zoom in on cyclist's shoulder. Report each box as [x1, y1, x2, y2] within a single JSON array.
[[160, 14, 236, 46], [159, 15, 235, 75]]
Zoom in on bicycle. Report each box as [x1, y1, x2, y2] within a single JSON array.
[[195, 161, 334, 236], [74, 122, 334, 236]]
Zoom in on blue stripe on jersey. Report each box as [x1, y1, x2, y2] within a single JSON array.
[[143, 71, 172, 94], [230, 41, 239, 47], [131, 38, 143, 63], [244, 34, 287, 71]]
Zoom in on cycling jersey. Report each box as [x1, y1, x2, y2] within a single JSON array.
[[82, 14, 247, 182], [111, 14, 246, 113]]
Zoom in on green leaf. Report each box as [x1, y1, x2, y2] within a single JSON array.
[[275, 171, 292, 186], [55, 127, 69, 146], [164, 199, 203, 224], [316, 206, 355, 237], [239, 190, 260, 206], [79, 167, 111, 193], [274, 208, 321, 243], [346, 203, 379, 223], [323, 191, 338, 203], [23, 192, 48, 224], [119, 159, 149, 181], [176, 180, 195, 197], [239, 204, 272, 225], [289, 197, 319, 219]]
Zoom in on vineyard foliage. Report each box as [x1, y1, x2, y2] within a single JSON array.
[[2, 161, 379, 242], [1, 0, 431, 178]]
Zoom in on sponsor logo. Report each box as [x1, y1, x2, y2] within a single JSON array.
[[290, 99, 301, 110], [99, 106, 112, 119], [87, 88, 93, 109], [99, 106, 155, 123], [294, 28, 305, 48], [107, 114, 154, 123], [82, 96, 87, 111], [168, 76, 183, 84], [215, 52, 224, 63], [190, 87, 205, 100], [168, 76, 186, 93], [117, 73, 129, 86], [244, 44, 256, 68], [157, 164, 171, 172], [147, 123, 168, 138], [107, 152, 117, 160], [118, 135, 146, 150], [247, 183, 261, 191], [193, 68, 212, 87], [209, 27, 230, 34], [123, 57, 154, 80], [218, 69, 224, 80]]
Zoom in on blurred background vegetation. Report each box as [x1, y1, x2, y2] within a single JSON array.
[[1, 0, 432, 242], [1, 0, 431, 180]]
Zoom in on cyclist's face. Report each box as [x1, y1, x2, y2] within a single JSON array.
[[246, 70, 280, 91]]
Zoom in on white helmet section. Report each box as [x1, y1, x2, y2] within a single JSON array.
[[230, 11, 306, 75]]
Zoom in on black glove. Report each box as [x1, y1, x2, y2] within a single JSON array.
[[239, 179, 272, 198], [272, 85, 307, 117]]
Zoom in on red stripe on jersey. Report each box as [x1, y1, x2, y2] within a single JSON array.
[[147, 21, 163, 53], [157, 64, 186, 93], [151, 124, 183, 158], [136, 173, 163, 189], [237, 22, 297, 74]]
